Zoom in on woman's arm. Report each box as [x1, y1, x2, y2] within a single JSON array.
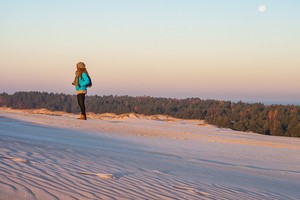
[[81, 73, 90, 86]]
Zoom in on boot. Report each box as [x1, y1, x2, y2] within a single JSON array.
[[78, 114, 87, 120]]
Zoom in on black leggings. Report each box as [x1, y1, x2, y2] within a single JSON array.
[[77, 93, 86, 115]]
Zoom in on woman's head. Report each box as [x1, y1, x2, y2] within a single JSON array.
[[77, 62, 86, 70], [76, 62, 88, 76]]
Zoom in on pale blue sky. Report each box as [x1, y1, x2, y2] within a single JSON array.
[[1, 0, 300, 103]]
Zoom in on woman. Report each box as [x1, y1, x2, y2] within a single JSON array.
[[72, 62, 90, 120]]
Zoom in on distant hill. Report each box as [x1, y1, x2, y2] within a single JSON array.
[[0, 91, 299, 137]]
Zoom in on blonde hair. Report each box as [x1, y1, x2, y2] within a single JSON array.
[[76, 62, 88, 77], [76, 67, 89, 78]]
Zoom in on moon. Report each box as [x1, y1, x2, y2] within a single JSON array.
[[258, 5, 266, 13]]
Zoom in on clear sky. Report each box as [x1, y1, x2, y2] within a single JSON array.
[[1, 0, 299, 103]]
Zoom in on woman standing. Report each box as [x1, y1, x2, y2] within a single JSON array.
[[72, 62, 90, 120]]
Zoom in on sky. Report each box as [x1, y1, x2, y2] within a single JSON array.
[[1, 0, 300, 104]]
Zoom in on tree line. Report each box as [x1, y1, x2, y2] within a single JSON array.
[[0, 91, 299, 137]]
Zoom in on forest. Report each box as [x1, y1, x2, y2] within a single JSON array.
[[0, 91, 299, 137]]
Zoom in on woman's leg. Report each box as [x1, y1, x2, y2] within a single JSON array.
[[77, 93, 86, 117]]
